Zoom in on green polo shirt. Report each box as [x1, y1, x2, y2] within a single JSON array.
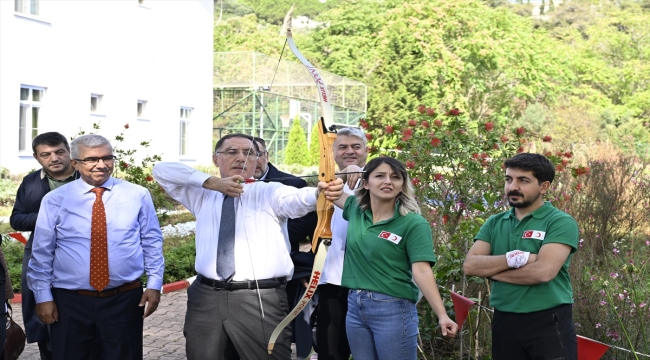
[[340, 196, 437, 303], [474, 202, 579, 313], [43, 169, 77, 190]]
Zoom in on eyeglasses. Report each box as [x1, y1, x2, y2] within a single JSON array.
[[215, 148, 260, 159], [73, 155, 117, 165]]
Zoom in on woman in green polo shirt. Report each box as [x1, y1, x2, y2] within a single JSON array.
[[333, 156, 457, 360]]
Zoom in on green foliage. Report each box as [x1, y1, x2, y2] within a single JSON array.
[[284, 117, 310, 165], [214, 14, 282, 54], [0, 179, 19, 207], [1, 237, 25, 293], [308, 123, 320, 166], [161, 235, 197, 283], [310, 0, 570, 130], [232, 0, 341, 25]]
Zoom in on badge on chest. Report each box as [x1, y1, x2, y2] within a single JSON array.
[[378, 231, 402, 244], [522, 230, 546, 240]]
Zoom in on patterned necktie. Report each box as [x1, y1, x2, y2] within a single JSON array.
[[216, 195, 236, 280], [90, 187, 109, 291]]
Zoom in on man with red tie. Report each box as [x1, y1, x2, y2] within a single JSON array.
[[27, 134, 164, 360], [464, 153, 579, 360]]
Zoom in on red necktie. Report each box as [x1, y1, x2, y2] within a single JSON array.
[[90, 187, 109, 291]]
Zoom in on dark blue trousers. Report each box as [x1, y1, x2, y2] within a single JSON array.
[[50, 285, 144, 360]]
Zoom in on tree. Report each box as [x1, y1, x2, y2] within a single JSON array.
[[308, 0, 570, 135], [284, 117, 310, 165], [308, 123, 320, 166]]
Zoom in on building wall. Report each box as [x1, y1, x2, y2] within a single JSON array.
[[0, 0, 214, 174]]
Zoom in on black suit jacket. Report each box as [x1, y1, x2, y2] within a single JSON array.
[[263, 163, 318, 252]]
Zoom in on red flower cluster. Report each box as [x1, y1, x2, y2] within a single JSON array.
[[430, 137, 442, 147], [385, 125, 394, 134], [146, 175, 154, 182], [411, 178, 421, 186], [484, 122, 494, 131], [434, 173, 444, 181], [574, 166, 590, 176], [418, 105, 426, 114], [124, 123, 130, 129], [426, 108, 436, 116], [405, 161, 415, 169], [446, 108, 460, 116], [500, 135, 509, 143], [434, 119, 443, 128], [575, 183, 584, 191], [542, 135, 552, 142], [120, 161, 129, 169], [359, 119, 369, 129], [516, 127, 526, 135], [408, 119, 417, 127], [402, 128, 413, 141], [421, 120, 429, 128], [365, 133, 373, 140]]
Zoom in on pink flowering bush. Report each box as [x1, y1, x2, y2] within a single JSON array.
[[364, 107, 578, 357], [364, 108, 650, 358]]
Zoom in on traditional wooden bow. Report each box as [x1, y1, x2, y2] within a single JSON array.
[[267, 27, 338, 354]]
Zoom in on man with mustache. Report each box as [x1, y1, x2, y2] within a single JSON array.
[[464, 153, 579, 360], [11, 132, 79, 360]]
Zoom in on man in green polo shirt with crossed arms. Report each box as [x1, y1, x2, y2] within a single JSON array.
[[464, 153, 579, 360]]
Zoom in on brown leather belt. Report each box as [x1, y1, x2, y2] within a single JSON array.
[[72, 279, 142, 298]]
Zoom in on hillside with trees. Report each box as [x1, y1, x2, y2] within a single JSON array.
[[213, 1, 650, 357]]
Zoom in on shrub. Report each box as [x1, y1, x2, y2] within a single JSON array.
[[1, 237, 25, 294]]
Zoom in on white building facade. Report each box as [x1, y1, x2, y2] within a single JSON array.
[[0, 0, 214, 174]]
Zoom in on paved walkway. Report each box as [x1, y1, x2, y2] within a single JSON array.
[[12, 290, 188, 360], [12, 288, 306, 359]]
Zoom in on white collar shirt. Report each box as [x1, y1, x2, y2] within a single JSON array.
[[153, 162, 318, 281]]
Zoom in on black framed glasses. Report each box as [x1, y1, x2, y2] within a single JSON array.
[[73, 155, 117, 165], [215, 148, 260, 159]]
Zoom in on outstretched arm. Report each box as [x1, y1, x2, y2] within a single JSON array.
[[412, 262, 458, 337]]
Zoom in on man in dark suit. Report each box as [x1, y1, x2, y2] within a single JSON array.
[[10, 132, 78, 360]]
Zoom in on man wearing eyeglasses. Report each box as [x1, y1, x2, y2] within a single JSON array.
[[27, 134, 164, 360], [11, 132, 79, 360], [152, 133, 343, 360]]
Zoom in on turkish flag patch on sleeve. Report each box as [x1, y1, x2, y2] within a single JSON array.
[[378, 231, 403, 244], [522, 230, 546, 240]]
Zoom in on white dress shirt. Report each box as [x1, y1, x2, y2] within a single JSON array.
[[319, 183, 355, 286], [153, 162, 318, 281]]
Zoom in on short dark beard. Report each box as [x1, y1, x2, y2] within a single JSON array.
[[508, 192, 541, 209]]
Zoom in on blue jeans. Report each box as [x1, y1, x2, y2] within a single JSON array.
[[346, 289, 419, 360]]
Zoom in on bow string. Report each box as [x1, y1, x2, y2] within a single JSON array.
[[267, 27, 338, 354]]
